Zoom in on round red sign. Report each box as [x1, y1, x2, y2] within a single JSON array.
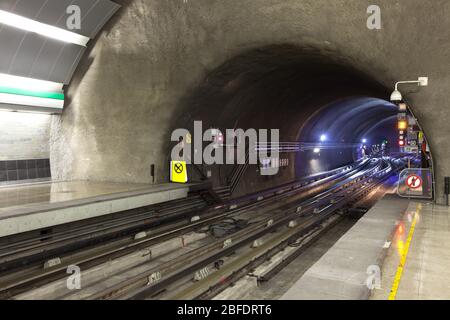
[[406, 174, 422, 189]]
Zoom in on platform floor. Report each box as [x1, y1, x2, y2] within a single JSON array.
[[371, 202, 450, 300], [281, 194, 411, 300], [0, 181, 168, 209], [0, 180, 193, 238]]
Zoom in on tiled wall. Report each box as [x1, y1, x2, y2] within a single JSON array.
[[0, 159, 51, 182], [0, 111, 51, 161]]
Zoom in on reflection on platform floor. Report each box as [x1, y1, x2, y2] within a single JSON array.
[[0, 180, 155, 210], [372, 202, 450, 300]]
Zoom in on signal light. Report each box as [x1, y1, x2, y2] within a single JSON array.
[[399, 103, 407, 112], [399, 140, 405, 147], [398, 120, 408, 130]]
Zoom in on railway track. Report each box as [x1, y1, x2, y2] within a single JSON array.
[[88, 158, 397, 300], [0, 157, 405, 300]]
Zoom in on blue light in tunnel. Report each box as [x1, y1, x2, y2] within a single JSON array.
[[313, 148, 320, 153], [362, 138, 367, 143], [320, 134, 327, 142]]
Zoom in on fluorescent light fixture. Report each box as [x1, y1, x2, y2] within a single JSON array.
[[0, 10, 89, 46], [0, 73, 64, 111], [0, 73, 63, 93], [0, 86, 64, 100], [0, 92, 63, 109]]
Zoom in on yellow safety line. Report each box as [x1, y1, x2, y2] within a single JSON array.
[[388, 205, 420, 300]]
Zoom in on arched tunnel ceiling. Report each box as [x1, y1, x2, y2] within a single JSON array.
[[48, 0, 450, 203], [175, 46, 399, 184], [294, 97, 399, 178], [300, 97, 398, 143], [0, 0, 120, 113], [176, 45, 392, 144]]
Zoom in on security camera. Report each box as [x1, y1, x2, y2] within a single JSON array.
[[390, 77, 428, 103], [390, 89, 403, 102]]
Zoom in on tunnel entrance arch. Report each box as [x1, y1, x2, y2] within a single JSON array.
[[296, 96, 435, 200], [172, 44, 421, 196], [295, 97, 399, 177], [168, 44, 436, 200]]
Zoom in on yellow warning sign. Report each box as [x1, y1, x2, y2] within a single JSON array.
[[418, 131, 424, 143], [170, 161, 188, 183]]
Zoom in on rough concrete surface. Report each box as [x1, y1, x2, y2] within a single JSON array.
[[280, 195, 410, 300], [50, 0, 450, 201], [0, 111, 51, 161], [0, 181, 190, 237]]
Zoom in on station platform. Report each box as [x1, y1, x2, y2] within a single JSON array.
[[0, 181, 195, 238], [372, 202, 450, 300], [281, 193, 417, 300]]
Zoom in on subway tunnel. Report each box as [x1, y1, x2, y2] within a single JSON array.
[[0, 0, 448, 302], [44, 0, 448, 201], [170, 45, 402, 195]]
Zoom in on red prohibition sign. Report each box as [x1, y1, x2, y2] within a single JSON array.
[[406, 174, 422, 189]]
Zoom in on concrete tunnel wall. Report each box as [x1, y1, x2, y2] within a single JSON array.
[[172, 47, 396, 195], [50, 0, 450, 202]]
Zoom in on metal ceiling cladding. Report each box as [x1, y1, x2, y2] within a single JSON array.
[[0, 0, 120, 38], [0, 0, 120, 113], [0, 25, 86, 84]]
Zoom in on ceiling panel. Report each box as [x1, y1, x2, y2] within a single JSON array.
[[0, 25, 86, 84], [0, 0, 119, 84], [8, 0, 49, 19], [4, 0, 120, 38], [0, 0, 119, 113], [0, 0, 21, 12]]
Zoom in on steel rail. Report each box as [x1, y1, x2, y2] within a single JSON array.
[[0, 161, 372, 298], [85, 159, 391, 300], [0, 160, 367, 265], [193, 170, 396, 300]]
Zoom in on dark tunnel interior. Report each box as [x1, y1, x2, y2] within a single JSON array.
[[298, 97, 399, 176], [171, 45, 403, 194]]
